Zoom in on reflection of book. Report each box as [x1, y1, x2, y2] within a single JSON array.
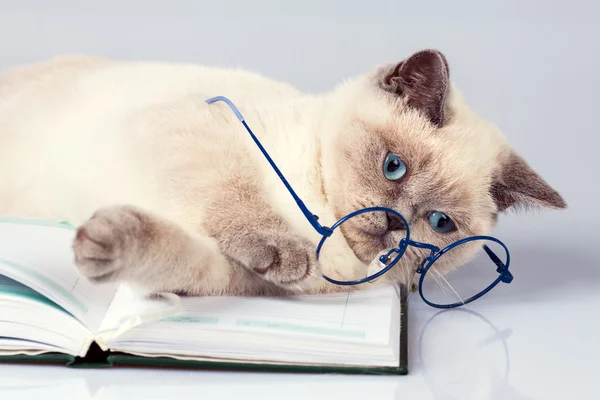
[[0, 372, 91, 400], [0, 217, 408, 374], [0, 367, 403, 400]]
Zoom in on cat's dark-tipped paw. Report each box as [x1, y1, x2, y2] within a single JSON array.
[[253, 235, 321, 292], [72, 205, 144, 283]]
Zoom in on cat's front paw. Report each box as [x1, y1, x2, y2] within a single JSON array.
[[247, 233, 321, 292], [72, 205, 149, 283]]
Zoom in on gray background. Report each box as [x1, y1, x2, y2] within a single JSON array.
[[1, 1, 598, 300]]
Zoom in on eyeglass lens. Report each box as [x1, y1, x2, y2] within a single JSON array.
[[419, 239, 508, 307]]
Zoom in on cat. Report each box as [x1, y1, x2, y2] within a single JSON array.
[[0, 49, 566, 297]]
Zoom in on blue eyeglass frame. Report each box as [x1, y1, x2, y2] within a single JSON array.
[[205, 95, 514, 309]]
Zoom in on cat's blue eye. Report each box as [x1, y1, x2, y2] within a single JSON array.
[[427, 211, 456, 233], [383, 152, 407, 181]]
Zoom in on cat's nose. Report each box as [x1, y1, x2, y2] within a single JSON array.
[[386, 212, 406, 231]]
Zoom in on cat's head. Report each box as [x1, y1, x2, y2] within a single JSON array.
[[320, 49, 566, 283]]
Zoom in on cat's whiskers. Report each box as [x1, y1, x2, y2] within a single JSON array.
[[427, 266, 465, 305]]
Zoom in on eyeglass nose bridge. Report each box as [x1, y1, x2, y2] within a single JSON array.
[[394, 239, 440, 274], [378, 238, 440, 268]]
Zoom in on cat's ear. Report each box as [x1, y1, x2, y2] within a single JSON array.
[[491, 150, 567, 212], [380, 49, 450, 127]]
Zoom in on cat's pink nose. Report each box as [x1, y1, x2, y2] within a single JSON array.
[[386, 212, 406, 231], [75, 227, 89, 242]]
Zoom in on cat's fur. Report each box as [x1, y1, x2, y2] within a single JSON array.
[[0, 50, 566, 296]]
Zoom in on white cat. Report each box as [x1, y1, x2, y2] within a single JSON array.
[[0, 49, 566, 296]]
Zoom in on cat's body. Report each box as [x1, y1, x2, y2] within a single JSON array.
[[0, 50, 566, 297]]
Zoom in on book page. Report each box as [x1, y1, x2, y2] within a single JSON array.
[[0, 217, 120, 332], [103, 283, 402, 366], [0, 275, 93, 356], [0, 274, 64, 311], [103, 284, 397, 343]]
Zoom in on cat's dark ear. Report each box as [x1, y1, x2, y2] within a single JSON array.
[[491, 151, 567, 212], [380, 49, 450, 127]]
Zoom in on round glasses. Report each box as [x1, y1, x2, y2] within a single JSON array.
[[316, 207, 513, 309], [205, 96, 513, 309]]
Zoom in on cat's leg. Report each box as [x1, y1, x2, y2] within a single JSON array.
[[203, 182, 322, 293], [72, 204, 282, 296]]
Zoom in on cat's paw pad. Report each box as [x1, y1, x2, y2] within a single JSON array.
[[254, 235, 321, 292], [72, 205, 146, 283]]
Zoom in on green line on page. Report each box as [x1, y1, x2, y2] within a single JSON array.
[[0, 258, 88, 313], [0, 217, 74, 230], [161, 316, 220, 324], [235, 319, 366, 338]]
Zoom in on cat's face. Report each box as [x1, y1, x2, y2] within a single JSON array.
[[320, 49, 566, 283]]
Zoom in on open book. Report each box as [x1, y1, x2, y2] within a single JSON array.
[[0, 217, 408, 374]]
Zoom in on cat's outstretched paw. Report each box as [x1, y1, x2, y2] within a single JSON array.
[[236, 232, 321, 292], [72, 205, 151, 283]]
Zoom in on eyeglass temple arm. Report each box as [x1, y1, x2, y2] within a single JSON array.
[[482, 244, 513, 283], [205, 96, 332, 237]]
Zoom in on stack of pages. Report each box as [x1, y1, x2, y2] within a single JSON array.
[[0, 217, 408, 374]]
